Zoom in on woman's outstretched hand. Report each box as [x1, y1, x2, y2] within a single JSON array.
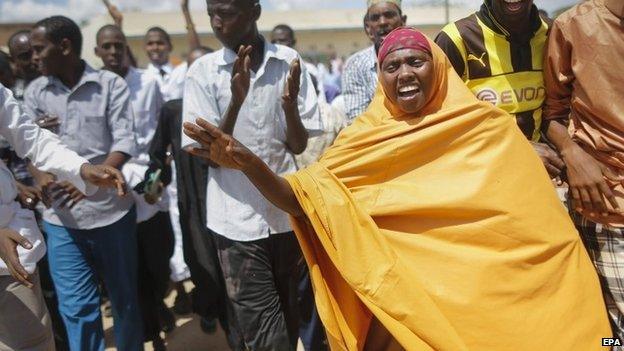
[[184, 118, 305, 217], [183, 118, 258, 171]]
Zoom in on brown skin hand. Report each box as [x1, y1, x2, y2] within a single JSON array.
[[183, 118, 304, 217], [546, 121, 621, 217]]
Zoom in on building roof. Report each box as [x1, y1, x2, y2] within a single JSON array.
[[84, 6, 474, 38]]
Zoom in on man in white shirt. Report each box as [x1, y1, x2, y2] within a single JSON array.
[[95, 24, 175, 350], [0, 84, 127, 351], [143, 27, 192, 298], [144, 27, 185, 102], [182, 0, 322, 349]]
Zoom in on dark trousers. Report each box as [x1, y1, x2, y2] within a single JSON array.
[[214, 231, 303, 351], [137, 211, 175, 341]]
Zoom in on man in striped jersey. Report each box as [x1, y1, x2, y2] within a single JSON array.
[[435, 0, 564, 178]]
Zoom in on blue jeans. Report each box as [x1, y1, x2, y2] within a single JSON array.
[[44, 207, 143, 351]]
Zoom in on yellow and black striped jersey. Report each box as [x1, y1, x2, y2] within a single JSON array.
[[435, 3, 549, 142]]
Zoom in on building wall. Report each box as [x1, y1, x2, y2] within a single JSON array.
[[125, 26, 442, 69]]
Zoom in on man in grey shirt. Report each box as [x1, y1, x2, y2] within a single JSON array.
[[24, 16, 142, 351]]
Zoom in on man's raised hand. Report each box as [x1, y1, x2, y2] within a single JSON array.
[[231, 45, 252, 107], [282, 58, 301, 109]]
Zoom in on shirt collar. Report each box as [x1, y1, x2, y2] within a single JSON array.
[[215, 38, 282, 67], [478, 2, 544, 39], [44, 61, 101, 91], [148, 62, 173, 74]]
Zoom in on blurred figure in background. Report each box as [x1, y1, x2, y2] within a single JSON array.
[[95, 24, 175, 351], [341, 0, 406, 124]]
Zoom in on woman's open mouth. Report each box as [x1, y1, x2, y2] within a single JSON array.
[[397, 85, 421, 100]]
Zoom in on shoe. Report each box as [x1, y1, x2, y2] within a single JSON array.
[[152, 336, 167, 351], [200, 317, 217, 334], [158, 304, 176, 333], [172, 289, 192, 315]]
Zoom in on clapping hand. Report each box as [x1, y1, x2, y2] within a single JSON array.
[[231, 45, 252, 107], [183, 118, 257, 171], [282, 58, 301, 110]]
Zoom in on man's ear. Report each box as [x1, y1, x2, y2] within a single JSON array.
[[60, 38, 73, 56], [401, 14, 408, 25], [252, 3, 262, 21]]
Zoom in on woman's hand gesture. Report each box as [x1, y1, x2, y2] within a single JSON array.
[[183, 118, 258, 171]]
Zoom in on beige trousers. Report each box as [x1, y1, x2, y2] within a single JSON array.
[[0, 270, 54, 351]]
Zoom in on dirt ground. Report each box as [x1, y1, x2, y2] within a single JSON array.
[[103, 281, 231, 351], [102, 281, 305, 351]]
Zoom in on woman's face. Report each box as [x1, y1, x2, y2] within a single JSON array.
[[379, 48, 435, 114]]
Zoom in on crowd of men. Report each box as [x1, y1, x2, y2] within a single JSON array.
[[0, 0, 622, 350]]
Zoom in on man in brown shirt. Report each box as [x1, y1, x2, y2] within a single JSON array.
[[543, 0, 624, 340]]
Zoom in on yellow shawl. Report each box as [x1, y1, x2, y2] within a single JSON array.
[[285, 39, 610, 350]]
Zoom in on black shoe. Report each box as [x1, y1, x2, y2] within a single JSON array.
[[158, 305, 176, 333], [200, 316, 217, 334], [152, 336, 167, 351], [172, 289, 192, 315]]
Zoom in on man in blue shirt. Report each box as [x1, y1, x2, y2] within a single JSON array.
[[25, 16, 142, 351]]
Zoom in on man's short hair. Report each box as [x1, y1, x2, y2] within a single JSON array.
[[7, 29, 30, 49], [145, 26, 171, 45], [34, 16, 83, 56], [272, 24, 294, 36], [96, 24, 125, 44], [207, 0, 259, 9], [365, 3, 403, 21], [0, 51, 11, 75]]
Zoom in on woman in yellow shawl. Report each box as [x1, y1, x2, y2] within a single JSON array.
[[183, 27, 611, 350]]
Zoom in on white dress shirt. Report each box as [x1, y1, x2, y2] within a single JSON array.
[[0, 85, 95, 275], [146, 62, 184, 102], [168, 62, 187, 101], [123, 67, 168, 223], [182, 40, 322, 241]]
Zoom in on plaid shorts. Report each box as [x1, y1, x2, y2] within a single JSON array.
[[573, 211, 624, 346]]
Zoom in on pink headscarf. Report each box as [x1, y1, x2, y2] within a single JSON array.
[[377, 27, 431, 64]]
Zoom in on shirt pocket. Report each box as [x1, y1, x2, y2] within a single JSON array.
[[82, 115, 109, 152]]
